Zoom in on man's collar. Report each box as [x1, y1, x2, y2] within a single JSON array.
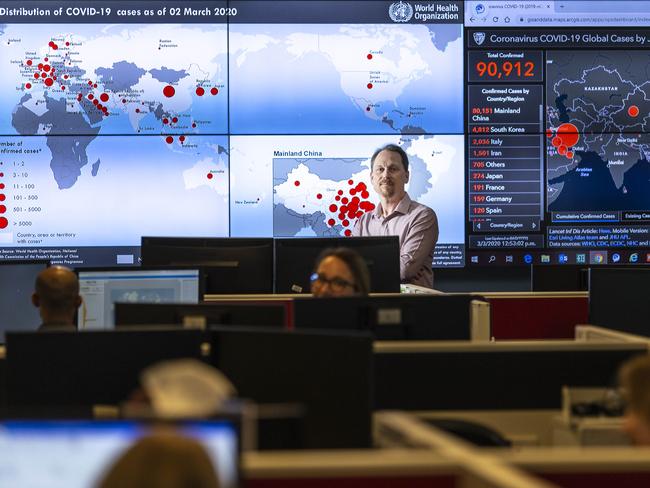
[[374, 193, 412, 219]]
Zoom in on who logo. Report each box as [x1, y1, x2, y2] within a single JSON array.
[[389, 1, 413, 22], [473, 32, 486, 45]]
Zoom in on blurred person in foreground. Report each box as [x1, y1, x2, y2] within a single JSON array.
[[32, 265, 81, 331], [310, 247, 370, 298], [619, 354, 650, 445], [96, 430, 220, 488]]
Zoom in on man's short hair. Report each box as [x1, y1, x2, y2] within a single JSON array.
[[370, 144, 409, 172], [34, 267, 80, 312], [620, 355, 650, 424]]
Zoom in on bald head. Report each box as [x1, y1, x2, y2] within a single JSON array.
[[32, 266, 82, 325]]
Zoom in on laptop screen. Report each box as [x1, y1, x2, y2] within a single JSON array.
[[0, 420, 238, 488]]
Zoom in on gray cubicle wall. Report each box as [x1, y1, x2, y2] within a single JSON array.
[[374, 341, 648, 411]]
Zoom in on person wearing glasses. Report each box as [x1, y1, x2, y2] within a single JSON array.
[[310, 247, 370, 297], [352, 144, 438, 288], [619, 355, 650, 445]]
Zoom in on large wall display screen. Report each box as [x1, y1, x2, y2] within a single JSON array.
[[0, 0, 465, 268]]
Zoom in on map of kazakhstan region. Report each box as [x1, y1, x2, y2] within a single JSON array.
[[230, 24, 463, 134], [546, 51, 650, 211], [273, 137, 436, 237], [0, 24, 227, 188]]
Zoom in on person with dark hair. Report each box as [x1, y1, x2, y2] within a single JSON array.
[[96, 431, 220, 488], [352, 144, 438, 288], [310, 247, 370, 297], [619, 355, 650, 445], [31, 265, 81, 331]]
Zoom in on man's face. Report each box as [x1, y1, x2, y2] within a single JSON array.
[[371, 150, 409, 200]]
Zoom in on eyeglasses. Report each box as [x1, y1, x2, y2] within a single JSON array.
[[310, 273, 356, 292]]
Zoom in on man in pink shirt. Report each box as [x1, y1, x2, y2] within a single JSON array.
[[352, 144, 439, 288]]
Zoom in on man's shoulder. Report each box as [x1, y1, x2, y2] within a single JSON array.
[[407, 199, 437, 219]]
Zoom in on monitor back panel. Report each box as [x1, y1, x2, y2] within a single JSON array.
[[5, 329, 206, 412], [209, 327, 373, 449], [274, 236, 400, 294]]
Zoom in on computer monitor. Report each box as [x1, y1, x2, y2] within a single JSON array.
[[77, 267, 202, 330], [0, 260, 49, 343], [293, 294, 479, 340], [0, 420, 239, 488], [589, 268, 650, 336], [140, 237, 274, 294], [209, 326, 373, 449], [274, 236, 400, 294], [5, 329, 207, 414], [114, 302, 288, 329], [531, 264, 649, 292]]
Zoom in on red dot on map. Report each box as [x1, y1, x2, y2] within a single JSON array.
[[52, 76, 57, 81], [122, 99, 127, 104], [211, 87, 218, 95], [52, 44, 58, 50], [192, 123, 197, 128], [316, 193, 322, 199], [328, 218, 335, 226], [367, 53, 373, 60], [366, 107, 371, 112], [0, 184, 4, 189], [97, 104, 103, 110], [558, 145, 567, 156], [61, 86, 65, 91], [342, 219, 350, 227], [66, 41, 70, 46], [628, 105, 640, 117], [163, 85, 175, 97], [546, 129, 552, 138], [26, 59, 32, 66], [335, 196, 340, 201], [88, 93, 94, 100], [350, 189, 356, 195], [163, 118, 169, 125], [0, 195, 5, 202], [88, 81, 93, 86], [207, 173, 213, 180], [172, 117, 178, 123], [43, 65, 50, 72], [100, 93, 109, 102], [0, 173, 4, 177], [179, 135, 186, 142], [93, 83, 98, 88], [329, 204, 338, 212], [196, 87, 205, 96], [63, 75, 68, 79], [44, 78, 53, 87], [344, 229, 352, 237], [552, 136, 561, 147], [135, 108, 140, 113], [356, 211, 363, 218], [34, 73, 39, 79], [93, 99, 99, 106], [166, 136, 174, 144], [367, 83, 373, 89], [557, 123, 579, 147], [44, 57, 48, 62], [338, 213, 345, 220], [77, 94, 82, 101], [348, 179, 353, 185], [25, 83, 31, 89], [0, 217, 7, 229], [361, 191, 369, 199], [0, 205, 5, 214], [337, 190, 343, 195], [567, 151, 574, 159], [340, 205, 347, 213], [342, 197, 349, 204], [294, 180, 300, 186]]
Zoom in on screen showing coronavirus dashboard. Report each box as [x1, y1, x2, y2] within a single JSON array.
[[3, 0, 649, 269]]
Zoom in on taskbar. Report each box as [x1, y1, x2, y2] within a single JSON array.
[[468, 249, 650, 266]]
